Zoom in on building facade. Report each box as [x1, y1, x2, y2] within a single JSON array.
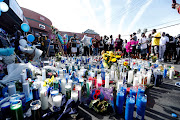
[[21, 7, 52, 38]]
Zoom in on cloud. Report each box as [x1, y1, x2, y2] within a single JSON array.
[[117, 0, 132, 35], [126, 0, 153, 33], [102, 0, 111, 35]]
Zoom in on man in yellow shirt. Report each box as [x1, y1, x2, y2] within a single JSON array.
[[151, 29, 161, 59]]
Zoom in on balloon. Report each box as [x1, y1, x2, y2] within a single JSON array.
[[0, 2, 9, 12], [58, 34, 64, 44], [0, 11, 1, 16], [0, 0, 4, 2], [63, 34, 68, 43], [81, 35, 92, 46], [27, 34, 35, 42], [21, 23, 30, 32]]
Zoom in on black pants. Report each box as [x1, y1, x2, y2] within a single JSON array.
[[83, 46, 89, 56]]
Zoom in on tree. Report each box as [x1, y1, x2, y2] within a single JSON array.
[[137, 29, 141, 34]]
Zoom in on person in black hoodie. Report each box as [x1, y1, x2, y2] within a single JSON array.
[[175, 35, 180, 64]]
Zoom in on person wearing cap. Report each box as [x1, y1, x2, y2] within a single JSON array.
[[159, 32, 169, 62], [70, 34, 77, 56], [139, 33, 148, 59], [151, 29, 161, 59]]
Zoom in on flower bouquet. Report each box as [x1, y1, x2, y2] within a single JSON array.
[[150, 54, 157, 63], [55, 52, 62, 61]]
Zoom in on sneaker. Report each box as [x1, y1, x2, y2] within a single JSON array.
[[175, 82, 180, 87]]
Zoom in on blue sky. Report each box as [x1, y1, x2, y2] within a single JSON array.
[[17, 0, 180, 38]]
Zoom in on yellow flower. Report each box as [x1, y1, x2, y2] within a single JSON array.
[[106, 51, 109, 54], [46, 78, 51, 83], [123, 61, 128, 66], [51, 76, 54, 81], [103, 62, 108, 68], [104, 57, 108, 60], [116, 55, 121, 59], [43, 82, 47, 87], [109, 51, 114, 57], [111, 58, 117, 62]]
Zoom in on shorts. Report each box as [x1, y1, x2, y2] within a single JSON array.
[[132, 46, 136, 54], [152, 46, 159, 54], [141, 49, 147, 55], [71, 47, 77, 53]]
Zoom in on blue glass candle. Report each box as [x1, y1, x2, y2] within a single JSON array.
[[125, 95, 135, 120], [101, 71, 105, 80], [163, 68, 167, 78], [136, 94, 147, 120], [19, 93, 26, 111], [130, 87, 137, 98], [116, 90, 124, 114], [89, 64, 91, 70], [32, 88, 39, 100], [1, 102, 11, 119], [136, 86, 145, 105], [120, 85, 127, 103]]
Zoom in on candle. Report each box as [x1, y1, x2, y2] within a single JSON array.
[[117, 81, 123, 90], [53, 78, 59, 90], [65, 84, 71, 99], [20, 72, 26, 83], [79, 77, 84, 87], [136, 94, 147, 120], [97, 74, 102, 88], [23, 82, 30, 98], [110, 70, 114, 80], [105, 74, 110, 88], [52, 94, 62, 107], [32, 88, 39, 100], [86, 81, 92, 97], [19, 93, 26, 111], [75, 84, 82, 102], [147, 72, 151, 85], [138, 75, 143, 85], [10, 100, 24, 120], [22, 69, 27, 80], [8, 83, 16, 96], [120, 85, 127, 103], [169, 68, 174, 80], [116, 90, 124, 114], [136, 87, 145, 106], [42, 69, 46, 81], [61, 79, 66, 94], [1, 102, 11, 119], [30, 100, 41, 120], [125, 95, 135, 120], [130, 87, 137, 97], [133, 76, 139, 86], [114, 71, 118, 82], [40, 88, 48, 110], [128, 70, 134, 84], [71, 91, 78, 102]]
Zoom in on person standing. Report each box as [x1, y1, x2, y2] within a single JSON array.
[[38, 32, 48, 57], [114, 34, 123, 51], [109, 35, 114, 51], [147, 34, 152, 60], [70, 34, 77, 56], [151, 29, 161, 59], [123, 39, 127, 58], [99, 36, 104, 55], [92, 36, 99, 56], [159, 32, 169, 62], [103, 35, 109, 51], [175, 35, 180, 64], [76, 39, 80, 56], [82, 34, 89, 56], [139, 33, 148, 59]]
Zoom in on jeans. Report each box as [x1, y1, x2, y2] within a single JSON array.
[[159, 45, 166, 60], [93, 48, 98, 56]]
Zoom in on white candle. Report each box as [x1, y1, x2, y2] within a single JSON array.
[[53, 94, 62, 107], [114, 71, 118, 82], [79, 78, 84, 87], [68, 79, 73, 89], [75, 85, 82, 102], [133, 76, 139, 86], [71, 91, 78, 102], [110, 70, 114, 80], [127, 70, 134, 83], [22, 69, 27, 80], [40, 89, 48, 110], [42, 69, 46, 81], [23, 82, 30, 98], [169, 68, 174, 80], [61, 79, 66, 94], [8, 83, 16, 96], [65, 84, 71, 99], [147, 73, 151, 85], [105, 74, 109, 88], [117, 80, 123, 90], [97, 74, 102, 88], [20, 72, 26, 83]]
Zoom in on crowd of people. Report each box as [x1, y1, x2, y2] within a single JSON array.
[[61, 29, 180, 64]]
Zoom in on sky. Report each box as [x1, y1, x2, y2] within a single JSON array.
[[17, 0, 180, 39]]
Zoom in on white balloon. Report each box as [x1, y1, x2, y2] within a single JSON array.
[[0, 2, 9, 12]]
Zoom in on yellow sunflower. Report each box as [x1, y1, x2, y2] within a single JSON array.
[[111, 58, 117, 62], [116, 55, 121, 59], [109, 51, 114, 57], [123, 61, 128, 66]]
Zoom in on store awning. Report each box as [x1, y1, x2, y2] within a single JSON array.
[[0, 0, 24, 34]]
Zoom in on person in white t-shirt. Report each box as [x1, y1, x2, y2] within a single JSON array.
[[159, 32, 169, 61], [139, 33, 147, 59]]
